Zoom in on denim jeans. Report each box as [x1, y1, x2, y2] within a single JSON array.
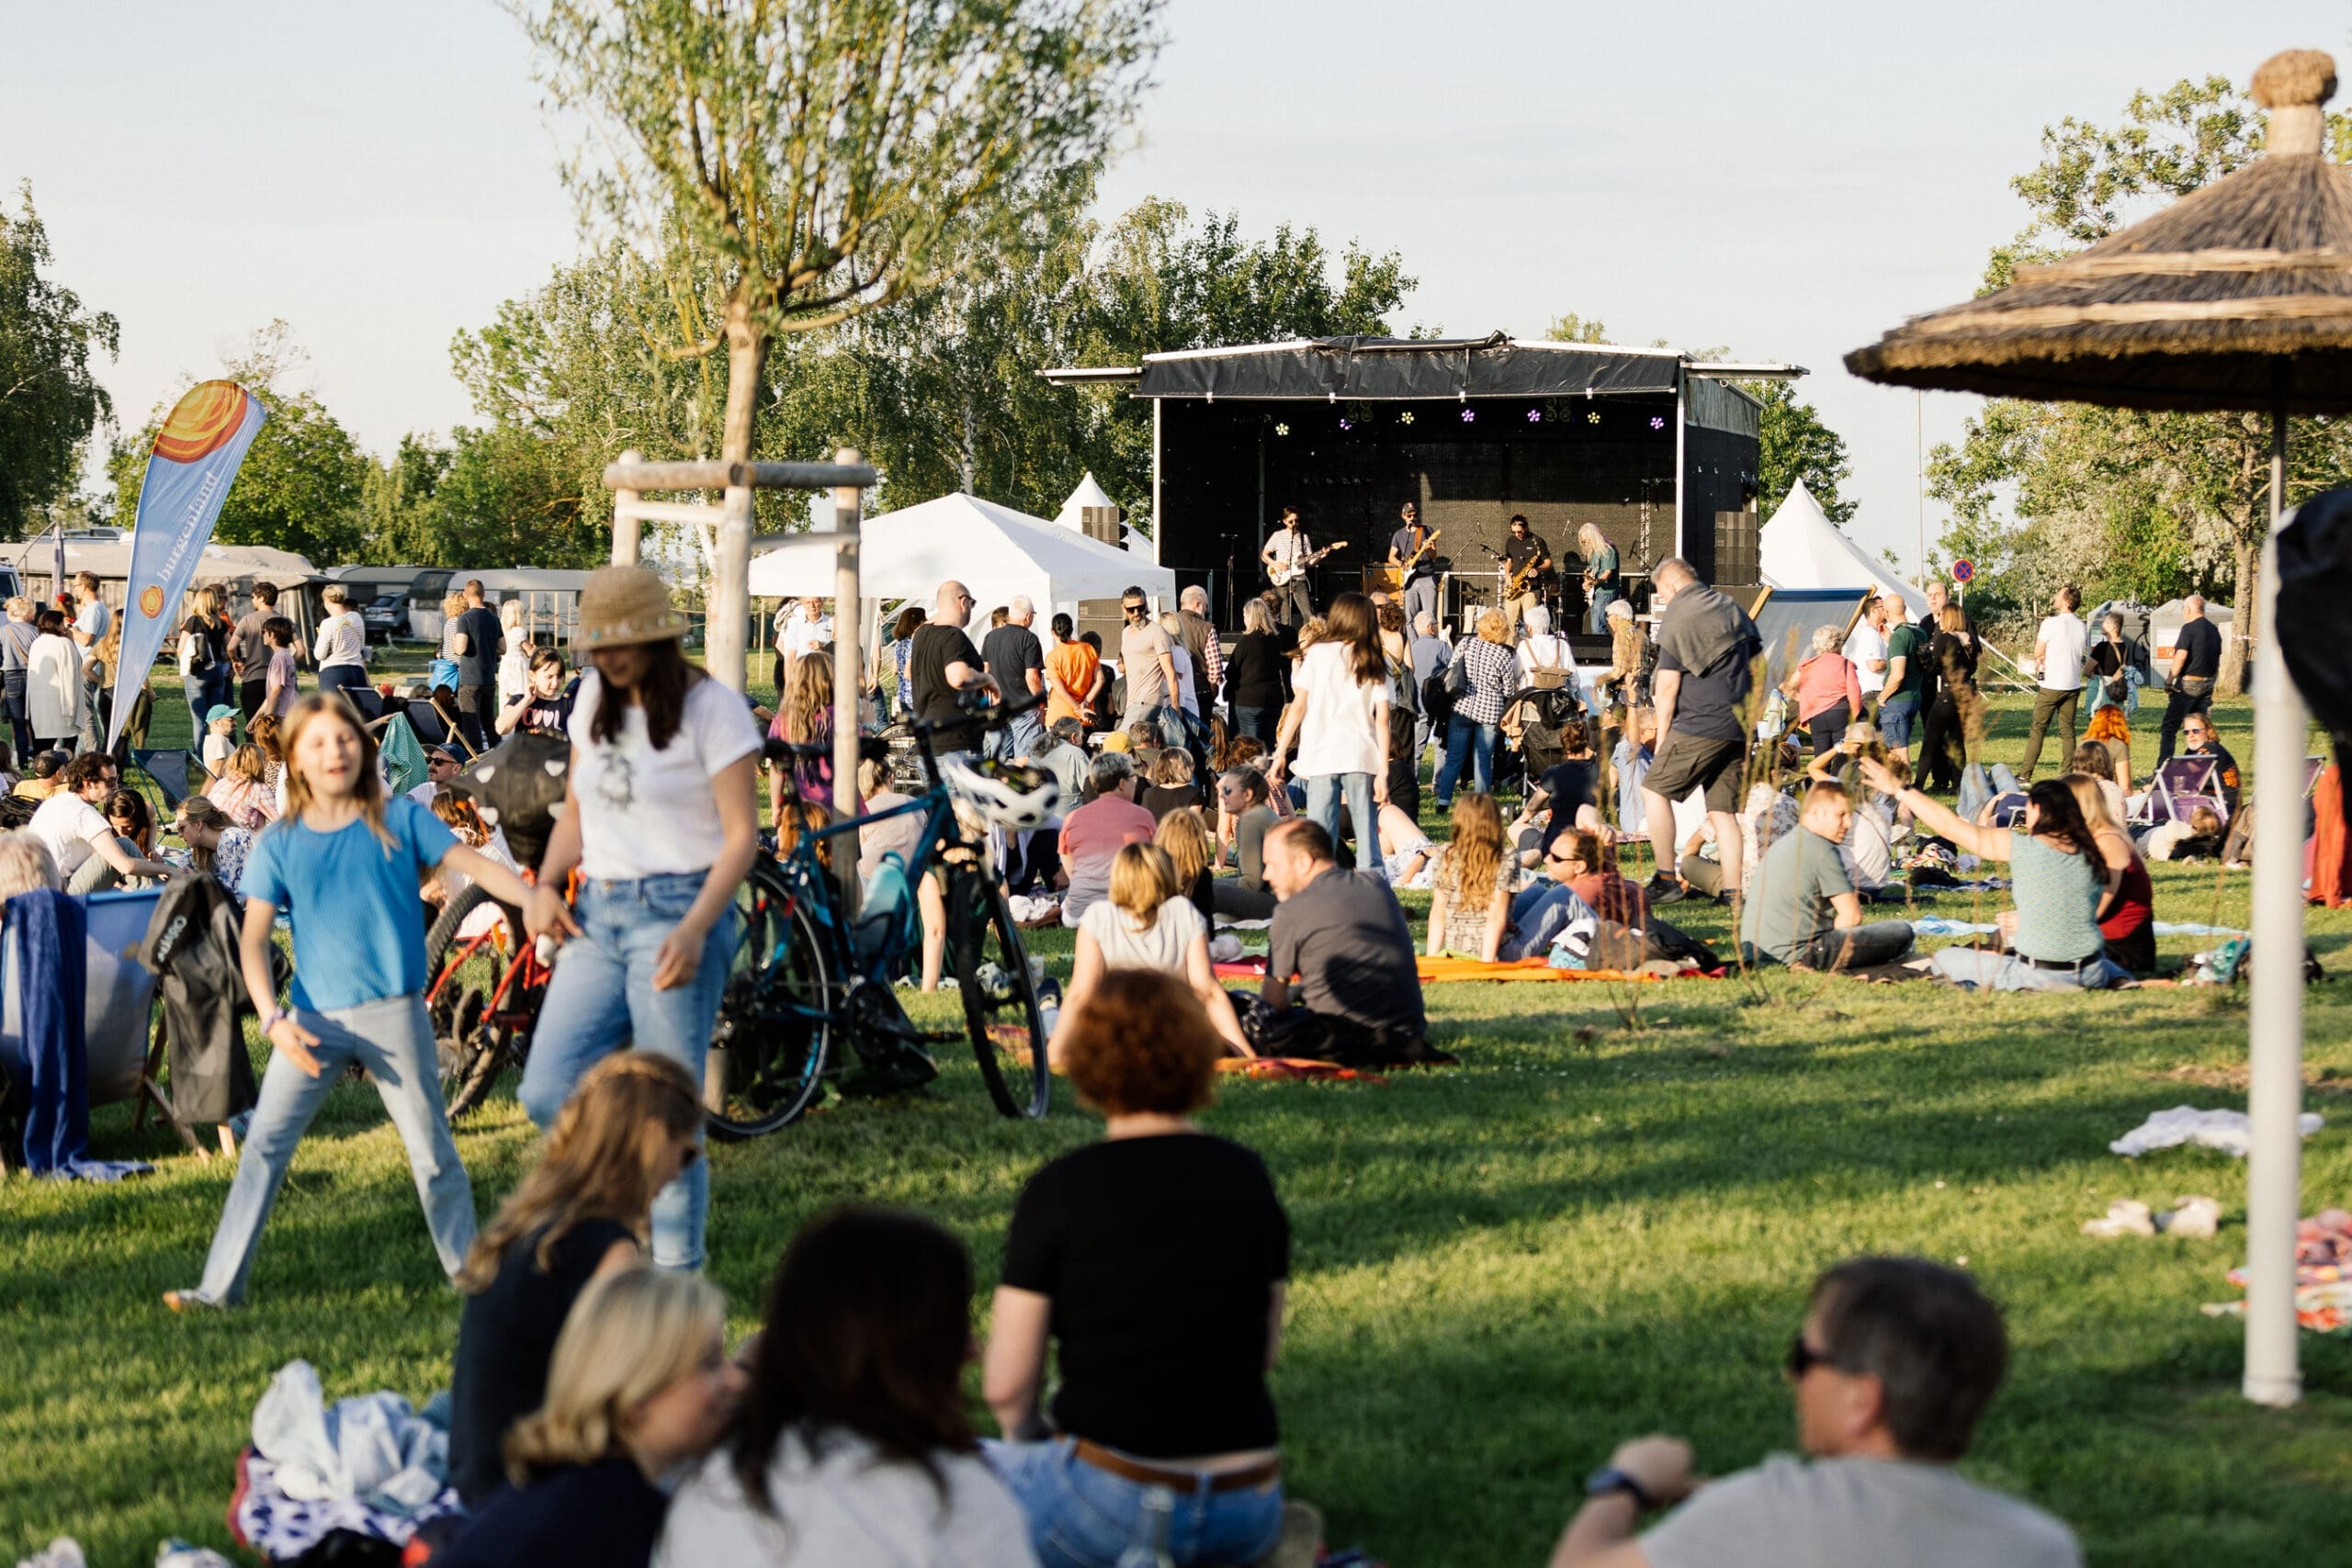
[[1304, 771, 1379, 873], [986, 1438, 1284, 1568], [316, 664, 368, 702], [1433, 715, 1496, 805], [1877, 694, 1917, 750], [1742, 920, 1917, 972], [1587, 589, 1616, 634], [994, 708, 1047, 762], [519, 873, 741, 1269], [1930, 947, 2127, 991], [1230, 705, 1278, 749], [183, 675, 211, 735], [193, 994, 473, 1304]]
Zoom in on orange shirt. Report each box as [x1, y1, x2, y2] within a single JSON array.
[[1045, 639, 1100, 727]]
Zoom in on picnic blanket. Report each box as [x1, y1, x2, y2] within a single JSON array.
[[1215, 1056, 1387, 1084], [1415, 956, 1664, 984], [1215, 957, 1271, 979], [2109, 1105, 2324, 1159]]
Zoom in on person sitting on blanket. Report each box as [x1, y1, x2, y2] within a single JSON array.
[[1377, 798, 1435, 885], [1057, 750, 1156, 928], [1738, 781, 1916, 973], [1426, 795, 1518, 962], [1860, 760, 2128, 992], [2063, 742, 2128, 829], [1250, 818, 1440, 1065], [2177, 714, 2241, 816], [1548, 1256, 2081, 1568], [1500, 829, 1715, 970], [1212, 766, 1282, 920], [1062, 842, 1250, 1061], [1807, 731, 1905, 894]]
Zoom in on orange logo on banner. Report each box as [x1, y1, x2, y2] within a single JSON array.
[[139, 585, 165, 617], [153, 380, 252, 464]]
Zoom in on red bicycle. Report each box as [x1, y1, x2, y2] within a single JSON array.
[[427, 874, 569, 1118]]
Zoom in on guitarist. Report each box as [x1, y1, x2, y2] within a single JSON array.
[[1501, 513, 1553, 636], [1261, 504, 1316, 628], [1388, 500, 1442, 627]]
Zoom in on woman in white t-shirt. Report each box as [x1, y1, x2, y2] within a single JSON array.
[[1269, 592, 1390, 873], [519, 566, 763, 1273], [495, 599, 533, 709], [311, 583, 368, 699], [1062, 843, 1248, 1061]]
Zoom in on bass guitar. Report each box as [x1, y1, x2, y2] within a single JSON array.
[[1267, 540, 1350, 587]]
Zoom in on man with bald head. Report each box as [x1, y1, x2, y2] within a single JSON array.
[[2159, 593, 2222, 763], [911, 579, 997, 764], [1177, 583, 1225, 722], [982, 594, 1046, 761]]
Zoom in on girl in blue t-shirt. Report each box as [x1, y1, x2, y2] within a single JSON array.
[[167, 695, 541, 1311]]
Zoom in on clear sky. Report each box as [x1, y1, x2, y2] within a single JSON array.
[[5, 2, 2344, 573]]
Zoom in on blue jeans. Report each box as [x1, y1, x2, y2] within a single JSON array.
[[994, 708, 1047, 762], [192, 995, 473, 1304], [1587, 590, 1616, 634], [986, 1438, 1284, 1568], [1931, 947, 2126, 991], [317, 664, 368, 701], [183, 675, 210, 735], [519, 873, 741, 1269], [1305, 771, 1379, 873], [1877, 694, 1917, 750], [1230, 705, 1278, 749], [1433, 715, 1496, 804]]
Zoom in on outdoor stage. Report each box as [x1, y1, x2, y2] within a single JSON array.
[[1056, 333, 1796, 626]]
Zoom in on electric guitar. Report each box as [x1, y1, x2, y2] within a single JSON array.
[[1267, 540, 1350, 587], [1396, 528, 1444, 581]]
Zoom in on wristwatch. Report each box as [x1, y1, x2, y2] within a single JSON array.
[[1585, 1466, 1657, 1511]]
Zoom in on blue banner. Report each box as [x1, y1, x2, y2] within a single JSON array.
[[107, 380, 268, 750]]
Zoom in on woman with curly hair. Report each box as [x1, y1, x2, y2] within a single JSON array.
[[1426, 793, 1515, 962]]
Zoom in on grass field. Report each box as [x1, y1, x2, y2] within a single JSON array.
[[6, 670, 2352, 1566]]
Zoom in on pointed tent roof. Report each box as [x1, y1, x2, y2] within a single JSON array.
[[1054, 471, 1121, 531], [1758, 479, 1928, 620], [747, 491, 1176, 610]]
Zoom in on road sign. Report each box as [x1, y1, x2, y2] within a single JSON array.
[[1951, 558, 1976, 583]]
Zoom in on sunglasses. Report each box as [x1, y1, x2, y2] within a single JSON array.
[[1784, 1336, 1848, 1381], [1122, 604, 1147, 615]]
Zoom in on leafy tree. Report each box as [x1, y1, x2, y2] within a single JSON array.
[[0, 183, 118, 536], [1544, 312, 1610, 344], [362, 434, 455, 564], [511, 0, 1160, 685], [1752, 379, 1855, 526], [1928, 73, 2352, 690]]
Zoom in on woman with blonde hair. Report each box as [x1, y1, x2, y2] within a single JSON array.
[[312, 583, 368, 700], [165, 695, 540, 1312], [1434, 608, 1518, 809], [770, 650, 836, 816], [2064, 771, 2154, 975], [496, 598, 534, 711], [441, 1266, 741, 1567], [448, 1053, 707, 1506], [1062, 842, 1249, 1058], [1270, 592, 1390, 872], [1426, 793, 1515, 962], [1154, 805, 1217, 926], [209, 743, 278, 829], [1140, 744, 1202, 823], [1577, 522, 1620, 632], [175, 795, 254, 897]]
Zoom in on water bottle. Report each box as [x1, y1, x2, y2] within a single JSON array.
[[1114, 1486, 1176, 1568]]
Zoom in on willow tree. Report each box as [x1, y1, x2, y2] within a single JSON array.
[[513, 0, 1159, 686]]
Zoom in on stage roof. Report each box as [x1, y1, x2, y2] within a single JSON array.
[[1041, 332, 1802, 402]]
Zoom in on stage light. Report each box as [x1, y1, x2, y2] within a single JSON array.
[[1527, 408, 1542, 423], [1338, 418, 1351, 430], [1273, 423, 1289, 436], [1461, 408, 1476, 423], [1586, 412, 1600, 424], [1399, 411, 1414, 424], [1650, 415, 1667, 430]]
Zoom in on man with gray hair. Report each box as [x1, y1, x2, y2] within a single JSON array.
[[1055, 750, 1154, 927], [1177, 584, 1225, 721], [1408, 610, 1452, 761], [981, 594, 1046, 761]]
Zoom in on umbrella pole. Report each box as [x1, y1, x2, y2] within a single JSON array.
[[2244, 398, 2305, 1407]]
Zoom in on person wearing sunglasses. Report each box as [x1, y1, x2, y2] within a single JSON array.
[[1549, 1256, 2079, 1568], [1117, 586, 1186, 751]]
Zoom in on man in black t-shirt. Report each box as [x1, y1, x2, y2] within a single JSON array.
[[1387, 501, 1441, 627], [910, 579, 996, 761], [980, 594, 1046, 760], [1501, 513, 1553, 635], [450, 580, 505, 752], [1640, 558, 1761, 907], [1917, 579, 1981, 662], [1249, 818, 1444, 1066], [2159, 594, 2224, 763]]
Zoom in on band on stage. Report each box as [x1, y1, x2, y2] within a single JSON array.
[[1255, 502, 1597, 634]]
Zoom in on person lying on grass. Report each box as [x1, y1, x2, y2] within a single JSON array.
[[1860, 759, 2126, 992], [440, 1266, 741, 1568], [1737, 780, 1916, 974], [1551, 1255, 2080, 1568], [447, 1053, 706, 1506]]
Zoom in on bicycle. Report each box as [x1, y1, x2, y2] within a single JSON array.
[[424, 874, 558, 1118], [706, 690, 1057, 1138]]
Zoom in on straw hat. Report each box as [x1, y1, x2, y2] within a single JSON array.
[[577, 565, 689, 649]]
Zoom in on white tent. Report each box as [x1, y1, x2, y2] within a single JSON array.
[[747, 491, 1177, 613], [1054, 472, 1119, 530], [1758, 479, 1928, 620]]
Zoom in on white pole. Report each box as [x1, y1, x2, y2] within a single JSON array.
[[2244, 402, 2304, 1408], [1915, 392, 1925, 581], [831, 449, 864, 910]]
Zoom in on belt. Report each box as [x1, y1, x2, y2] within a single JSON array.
[[2022, 953, 2098, 972], [1072, 1439, 1281, 1495]]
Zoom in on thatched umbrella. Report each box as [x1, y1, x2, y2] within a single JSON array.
[[1847, 48, 2346, 1409]]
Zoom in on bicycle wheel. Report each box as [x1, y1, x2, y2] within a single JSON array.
[[944, 868, 1049, 1119], [707, 870, 835, 1140], [424, 884, 519, 1118]]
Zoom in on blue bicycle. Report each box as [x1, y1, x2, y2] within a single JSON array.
[[705, 691, 1057, 1137]]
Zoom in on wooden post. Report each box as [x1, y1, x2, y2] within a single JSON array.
[[612, 448, 643, 566], [708, 479, 753, 692], [831, 450, 864, 909]]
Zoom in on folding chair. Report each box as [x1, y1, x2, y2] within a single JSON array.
[[405, 699, 454, 748], [2147, 755, 2227, 825], [127, 749, 200, 813]]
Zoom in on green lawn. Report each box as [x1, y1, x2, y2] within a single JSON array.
[[6, 679, 2352, 1566]]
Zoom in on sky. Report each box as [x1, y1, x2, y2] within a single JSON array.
[[5, 1, 2346, 575]]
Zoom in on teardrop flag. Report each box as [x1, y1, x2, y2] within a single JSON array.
[[107, 380, 268, 750]]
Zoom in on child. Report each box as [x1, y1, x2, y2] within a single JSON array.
[[201, 704, 238, 775], [263, 616, 300, 720], [209, 744, 278, 830], [164, 694, 543, 1311]]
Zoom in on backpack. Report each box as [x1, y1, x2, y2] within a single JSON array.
[[1525, 635, 1569, 691], [1421, 665, 1455, 730]]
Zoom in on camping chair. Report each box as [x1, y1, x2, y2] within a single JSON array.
[[127, 750, 200, 814], [404, 699, 455, 749], [344, 685, 386, 723], [2140, 755, 2227, 827]]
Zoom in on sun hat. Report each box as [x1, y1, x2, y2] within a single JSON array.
[[577, 565, 690, 650], [205, 705, 238, 727]]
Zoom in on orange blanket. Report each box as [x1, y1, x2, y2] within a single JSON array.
[[1414, 956, 1663, 984]]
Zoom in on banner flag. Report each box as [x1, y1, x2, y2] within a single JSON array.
[[50, 519, 64, 606], [106, 380, 268, 750]]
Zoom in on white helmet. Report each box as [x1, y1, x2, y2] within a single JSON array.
[[940, 756, 1061, 831]]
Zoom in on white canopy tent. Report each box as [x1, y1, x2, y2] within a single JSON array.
[[1054, 472, 1118, 530], [747, 491, 1177, 613], [1758, 479, 1928, 620]]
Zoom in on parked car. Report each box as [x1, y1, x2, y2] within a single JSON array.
[[362, 592, 408, 643]]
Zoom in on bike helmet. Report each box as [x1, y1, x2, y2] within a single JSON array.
[[939, 755, 1061, 831]]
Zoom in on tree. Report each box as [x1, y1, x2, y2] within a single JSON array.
[[0, 183, 118, 536], [1544, 312, 1610, 344], [512, 0, 1160, 685], [1928, 72, 2352, 688], [1752, 379, 1855, 526]]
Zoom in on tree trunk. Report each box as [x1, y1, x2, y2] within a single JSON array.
[[958, 389, 978, 495], [707, 299, 770, 694], [2220, 526, 2258, 697]]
